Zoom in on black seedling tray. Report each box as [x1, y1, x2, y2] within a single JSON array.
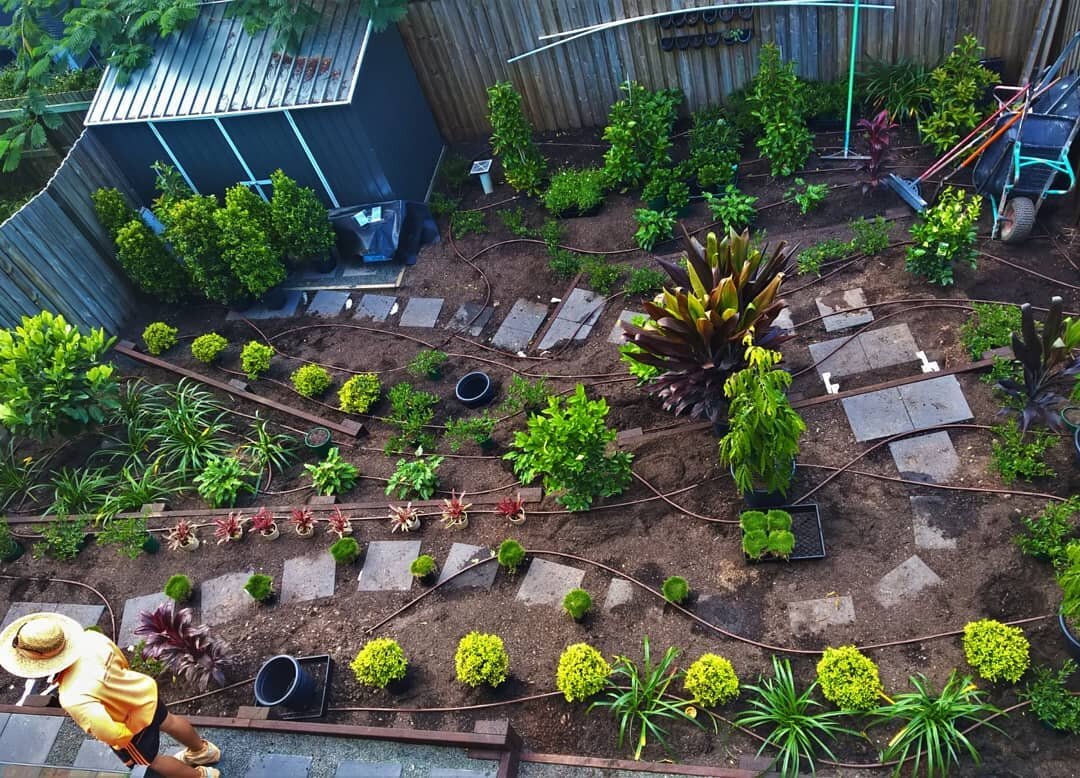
[[744, 503, 826, 563]]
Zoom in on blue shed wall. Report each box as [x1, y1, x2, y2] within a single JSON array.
[[89, 122, 164, 203]]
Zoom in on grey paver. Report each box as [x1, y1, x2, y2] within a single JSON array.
[[436, 543, 497, 590], [537, 289, 605, 350], [875, 555, 943, 608], [52, 603, 105, 629], [816, 287, 873, 331], [0, 712, 8, 736], [608, 310, 645, 344], [603, 578, 635, 611], [446, 303, 495, 337], [787, 596, 856, 634], [0, 713, 64, 763], [774, 308, 795, 333], [244, 753, 312, 778], [306, 290, 351, 317], [281, 552, 338, 604], [898, 375, 973, 429], [491, 299, 548, 351], [429, 771, 495, 778], [335, 762, 402, 778], [74, 739, 125, 770], [910, 496, 957, 550], [118, 593, 172, 647], [354, 294, 397, 322], [200, 570, 256, 626], [399, 297, 444, 328], [515, 558, 585, 607], [807, 335, 872, 377], [859, 323, 919, 370], [226, 290, 303, 321], [889, 431, 961, 485], [841, 387, 915, 442], [1, 602, 58, 630], [357, 541, 421, 592]]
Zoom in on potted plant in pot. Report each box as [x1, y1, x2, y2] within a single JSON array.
[[326, 507, 353, 538], [304, 427, 333, 457], [250, 507, 279, 540], [215, 184, 288, 309], [718, 344, 805, 507], [167, 519, 199, 552], [389, 503, 421, 533], [740, 509, 796, 562], [269, 169, 337, 272], [291, 507, 315, 538], [495, 494, 527, 525], [440, 492, 471, 529], [213, 512, 245, 545], [1058, 541, 1080, 659]]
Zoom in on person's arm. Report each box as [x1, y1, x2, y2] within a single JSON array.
[[65, 699, 135, 748]]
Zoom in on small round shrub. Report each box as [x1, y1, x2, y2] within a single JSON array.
[[410, 554, 437, 578], [330, 536, 360, 564], [240, 341, 275, 380], [142, 322, 178, 356], [816, 646, 883, 711], [962, 619, 1030, 683], [292, 364, 332, 398], [455, 631, 509, 688], [562, 588, 592, 621], [661, 575, 689, 605], [164, 574, 193, 603], [243, 573, 274, 602], [684, 653, 740, 707], [350, 638, 408, 689], [556, 643, 611, 702], [191, 333, 228, 364], [339, 373, 381, 413], [497, 539, 525, 572]]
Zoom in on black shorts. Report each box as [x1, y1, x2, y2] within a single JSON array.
[[112, 699, 168, 767]]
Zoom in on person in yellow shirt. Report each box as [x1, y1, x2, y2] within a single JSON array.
[[0, 612, 222, 778]]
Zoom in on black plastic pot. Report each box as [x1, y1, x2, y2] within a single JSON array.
[[719, 7, 735, 22], [455, 371, 495, 408], [738, 6, 754, 20], [672, 12, 687, 26], [314, 252, 336, 274], [736, 461, 796, 508], [660, 37, 676, 52], [689, 34, 704, 49], [141, 535, 160, 554], [305, 427, 333, 457], [702, 9, 718, 24], [676, 35, 690, 50], [255, 654, 317, 710], [2, 542, 24, 563], [1059, 613, 1080, 660], [743, 503, 826, 562], [685, 12, 700, 25], [705, 32, 722, 47]]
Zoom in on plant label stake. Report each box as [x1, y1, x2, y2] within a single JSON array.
[[916, 351, 940, 373], [822, 371, 840, 394]]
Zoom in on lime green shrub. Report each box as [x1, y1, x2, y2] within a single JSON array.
[[142, 322, 178, 356], [292, 364, 332, 397], [684, 653, 739, 707], [339, 373, 381, 413], [497, 539, 525, 573], [455, 632, 509, 688], [556, 643, 611, 702], [240, 341, 274, 380], [164, 574, 193, 603], [816, 646, 883, 710], [661, 575, 689, 604], [562, 588, 592, 621], [191, 333, 228, 364], [962, 619, 1030, 683], [350, 638, 408, 688]]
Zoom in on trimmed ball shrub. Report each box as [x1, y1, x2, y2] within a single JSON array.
[[142, 322, 178, 356], [556, 643, 611, 702], [497, 539, 525, 573], [164, 574, 193, 603], [661, 575, 689, 605], [339, 373, 381, 414], [410, 554, 437, 579], [292, 364, 332, 398], [330, 536, 360, 565], [816, 646, 883, 711], [350, 638, 408, 689], [455, 631, 509, 688], [243, 573, 274, 602], [963, 619, 1030, 683], [562, 588, 592, 621], [240, 341, 274, 380], [191, 333, 228, 364], [683, 653, 740, 707]]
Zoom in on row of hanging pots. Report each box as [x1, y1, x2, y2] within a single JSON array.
[[660, 7, 754, 28], [660, 28, 753, 50]]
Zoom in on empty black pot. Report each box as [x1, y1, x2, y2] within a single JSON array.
[[455, 371, 495, 408], [254, 655, 316, 710]]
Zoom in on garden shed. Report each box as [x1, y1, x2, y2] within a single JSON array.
[[83, 0, 444, 210]]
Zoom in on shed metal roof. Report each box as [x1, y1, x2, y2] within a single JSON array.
[[85, 0, 370, 126]]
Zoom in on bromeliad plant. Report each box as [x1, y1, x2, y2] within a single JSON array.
[[495, 494, 526, 524], [326, 507, 353, 538], [213, 512, 245, 544], [440, 492, 471, 529], [389, 503, 421, 533], [856, 110, 898, 193]]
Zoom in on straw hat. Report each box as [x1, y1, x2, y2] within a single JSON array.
[[0, 612, 85, 679]]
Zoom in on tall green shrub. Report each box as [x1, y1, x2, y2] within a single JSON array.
[[114, 220, 190, 303], [487, 81, 547, 195], [602, 81, 681, 190], [215, 185, 286, 298], [919, 35, 999, 153], [750, 44, 814, 177], [163, 195, 242, 305], [268, 169, 335, 261]]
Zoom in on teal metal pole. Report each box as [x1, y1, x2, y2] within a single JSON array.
[[841, 0, 861, 156]]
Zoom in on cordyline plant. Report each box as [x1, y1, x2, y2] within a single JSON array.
[[997, 298, 1080, 431], [620, 229, 795, 425], [135, 603, 229, 690], [856, 110, 898, 194]]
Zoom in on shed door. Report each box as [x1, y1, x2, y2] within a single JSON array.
[[220, 113, 326, 199], [154, 120, 247, 199]]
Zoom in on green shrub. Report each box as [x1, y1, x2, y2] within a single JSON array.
[[849, 215, 890, 255], [960, 302, 1021, 360], [164, 574, 193, 603], [906, 186, 981, 285], [351, 638, 407, 688], [991, 421, 1056, 483], [544, 167, 606, 216], [292, 364, 332, 398], [113, 219, 190, 303], [684, 653, 739, 707], [1015, 497, 1080, 562], [410, 554, 437, 578], [163, 195, 241, 305], [438, 153, 472, 191], [128, 640, 167, 678], [96, 514, 151, 559], [740, 509, 796, 560], [602, 81, 681, 190], [142, 322, 178, 356], [304, 447, 359, 496], [582, 256, 621, 295], [487, 81, 547, 195], [785, 178, 829, 214], [268, 169, 335, 261], [215, 185, 286, 298], [330, 536, 360, 564], [0, 518, 20, 561], [1020, 660, 1080, 734], [455, 631, 509, 687], [750, 44, 814, 177], [703, 185, 757, 233], [496, 206, 534, 237], [642, 165, 690, 212], [498, 376, 550, 416], [451, 209, 487, 238], [497, 538, 525, 572], [240, 341, 274, 380], [385, 383, 438, 453], [798, 238, 851, 275], [919, 35, 999, 153], [562, 588, 592, 620], [429, 192, 459, 218], [661, 575, 689, 604], [191, 333, 228, 364], [339, 373, 381, 413], [625, 267, 666, 297], [385, 455, 442, 500], [92, 188, 136, 239], [443, 415, 495, 452], [633, 208, 676, 251], [816, 646, 883, 711], [243, 573, 274, 602], [688, 106, 740, 190], [548, 247, 583, 279], [556, 643, 611, 702], [32, 517, 87, 561], [962, 619, 1030, 683], [194, 455, 255, 508], [407, 350, 447, 380]]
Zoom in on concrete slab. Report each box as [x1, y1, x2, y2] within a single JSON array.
[[603, 579, 635, 611], [515, 558, 585, 607], [119, 593, 172, 647], [1, 602, 58, 630], [52, 604, 105, 629], [898, 375, 973, 429], [875, 555, 943, 608], [226, 290, 303, 321], [608, 310, 645, 344], [357, 541, 421, 592], [200, 570, 256, 626], [354, 294, 397, 322], [841, 387, 914, 442], [306, 290, 350, 317], [447, 303, 494, 337], [0, 713, 64, 764], [399, 297, 443, 328], [859, 324, 919, 370], [910, 496, 957, 550], [74, 740, 125, 770], [281, 552, 337, 604], [436, 544, 497, 591], [889, 431, 961, 484], [537, 289, 605, 350], [0, 713, 8, 736], [244, 754, 312, 778], [491, 300, 548, 351], [816, 288, 873, 332], [774, 308, 795, 334], [334, 762, 402, 778], [808, 335, 872, 378], [787, 595, 856, 635]]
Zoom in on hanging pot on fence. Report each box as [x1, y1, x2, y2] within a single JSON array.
[[739, 6, 754, 20], [737, 28, 754, 44], [702, 9, 718, 24], [672, 12, 687, 26], [660, 37, 676, 52], [685, 12, 700, 25], [705, 32, 722, 47], [689, 34, 705, 49], [719, 7, 736, 22], [676, 35, 691, 50]]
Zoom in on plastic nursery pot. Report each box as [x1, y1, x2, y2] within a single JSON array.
[[455, 371, 496, 409], [734, 461, 796, 509], [478, 436, 495, 452], [141, 535, 161, 554], [261, 525, 280, 541], [1059, 613, 1080, 661], [254, 655, 317, 710], [304, 427, 333, 457], [2, 542, 24, 563], [180, 537, 200, 552], [1061, 406, 1080, 431]]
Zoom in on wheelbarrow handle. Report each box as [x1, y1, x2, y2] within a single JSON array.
[[919, 87, 1029, 182], [957, 110, 1025, 170]]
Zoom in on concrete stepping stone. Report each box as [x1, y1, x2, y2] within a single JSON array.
[[306, 290, 351, 317], [774, 308, 795, 334], [1, 601, 56, 630], [281, 552, 337, 604], [889, 431, 961, 484], [335, 762, 402, 778], [608, 310, 644, 344], [399, 297, 444, 328], [537, 288, 605, 351], [491, 299, 549, 351], [200, 570, 255, 626], [787, 595, 855, 635], [603, 578, 635, 610], [437, 543, 497, 590], [910, 496, 957, 550], [808, 334, 872, 378], [816, 287, 873, 332], [245, 754, 312, 778], [119, 593, 172, 647], [875, 555, 943, 608], [74, 739, 125, 770], [357, 541, 421, 592], [859, 324, 919, 370], [842, 387, 915, 442], [516, 558, 585, 607], [226, 290, 303, 321], [354, 294, 397, 322], [2, 602, 104, 631], [898, 375, 973, 428], [0, 713, 64, 763], [447, 302, 495, 337]]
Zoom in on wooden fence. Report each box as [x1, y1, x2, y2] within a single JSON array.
[[0, 131, 138, 333], [400, 0, 1049, 141]]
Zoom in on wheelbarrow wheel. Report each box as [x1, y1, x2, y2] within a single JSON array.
[[1000, 197, 1035, 243]]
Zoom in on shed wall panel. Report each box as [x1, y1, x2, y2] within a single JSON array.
[[221, 112, 326, 193], [156, 120, 249, 196], [87, 123, 162, 204]]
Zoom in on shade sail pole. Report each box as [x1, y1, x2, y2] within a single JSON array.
[[822, 0, 873, 160]]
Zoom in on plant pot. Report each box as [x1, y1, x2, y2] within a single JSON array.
[[1059, 612, 1080, 660], [702, 9, 718, 24], [260, 287, 288, 310], [296, 525, 314, 538], [426, 367, 443, 381], [180, 536, 200, 552], [660, 37, 675, 52], [734, 462, 796, 509], [453, 516, 469, 530], [1062, 406, 1080, 431], [141, 535, 161, 554], [404, 517, 420, 532], [417, 570, 439, 586], [261, 525, 280, 541], [248, 591, 276, 605], [478, 436, 495, 452], [2, 542, 24, 563], [455, 371, 495, 408], [743, 503, 826, 563], [1074, 426, 1080, 466], [508, 512, 526, 525], [255, 655, 317, 710], [305, 427, 333, 457]]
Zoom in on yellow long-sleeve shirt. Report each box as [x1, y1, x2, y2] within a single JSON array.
[[58, 630, 159, 748]]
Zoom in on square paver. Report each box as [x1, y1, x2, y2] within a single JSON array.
[[816, 287, 873, 332], [447, 303, 494, 337], [859, 324, 919, 370], [898, 375, 973, 429], [354, 294, 397, 322], [335, 762, 402, 778], [774, 308, 795, 333], [2, 602, 58, 630], [118, 593, 172, 647], [910, 496, 957, 550], [399, 297, 444, 328], [808, 335, 872, 378], [244, 754, 312, 778], [226, 290, 303, 321], [841, 387, 915, 442], [491, 299, 549, 351], [889, 431, 961, 484], [281, 552, 338, 604], [357, 541, 422, 592], [200, 570, 255, 626], [537, 289, 605, 351], [52, 603, 105, 629], [787, 596, 856, 635], [608, 310, 644, 344], [603, 578, 635, 611], [875, 555, 943, 608], [0, 713, 64, 763], [436, 543, 497, 590], [306, 290, 351, 317], [74, 740, 125, 770], [515, 558, 585, 607]]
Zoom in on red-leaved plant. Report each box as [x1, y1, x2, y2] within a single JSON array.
[[290, 507, 315, 534], [495, 494, 526, 524], [167, 519, 197, 550], [440, 492, 472, 528], [249, 507, 276, 534], [213, 512, 245, 545], [326, 507, 352, 538], [857, 110, 898, 193], [135, 603, 229, 690]]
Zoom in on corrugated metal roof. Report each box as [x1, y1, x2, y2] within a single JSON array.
[[85, 0, 369, 126]]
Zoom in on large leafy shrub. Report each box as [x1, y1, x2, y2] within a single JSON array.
[[486, 81, 546, 195], [815, 646, 883, 711], [962, 619, 1030, 684], [688, 106, 740, 190], [215, 185, 286, 298], [750, 44, 814, 177], [455, 631, 509, 688], [338, 373, 381, 413], [350, 637, 408, 688], [919, 35, 999, 153], [268, 169, 335, 261], [163, 194, 242, 305], [92, 188, 135, 238], [1021, 660, 1080, 734], [556, 643, 611, 702], [905, 186, 981, 285], [113, 219, 190, 303], [602, 81, 681, 190], [135, 603, 228, 690]]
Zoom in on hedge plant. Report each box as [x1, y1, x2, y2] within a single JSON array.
[[543, 167, 605, 216], [292, 364, 332, 398], [215, 184, 286, 299], [142, 322, 178, 356], [816, 646, 883, 711], [749, 44, 813, 177], [268, 169, 335, 262], [455, 631, 509, 688], [164, 574, 193, 603], [350, 638, 408, 688], [114, 219, 190, 303], [339, 373, 381, 413], [191, 333, 228, 364], [962, 619, 1030, 683], [683, 653, 740, 707], [163, 195, 241, 305], [240, 341, 274, 380], [556, 643, 611, 702]]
